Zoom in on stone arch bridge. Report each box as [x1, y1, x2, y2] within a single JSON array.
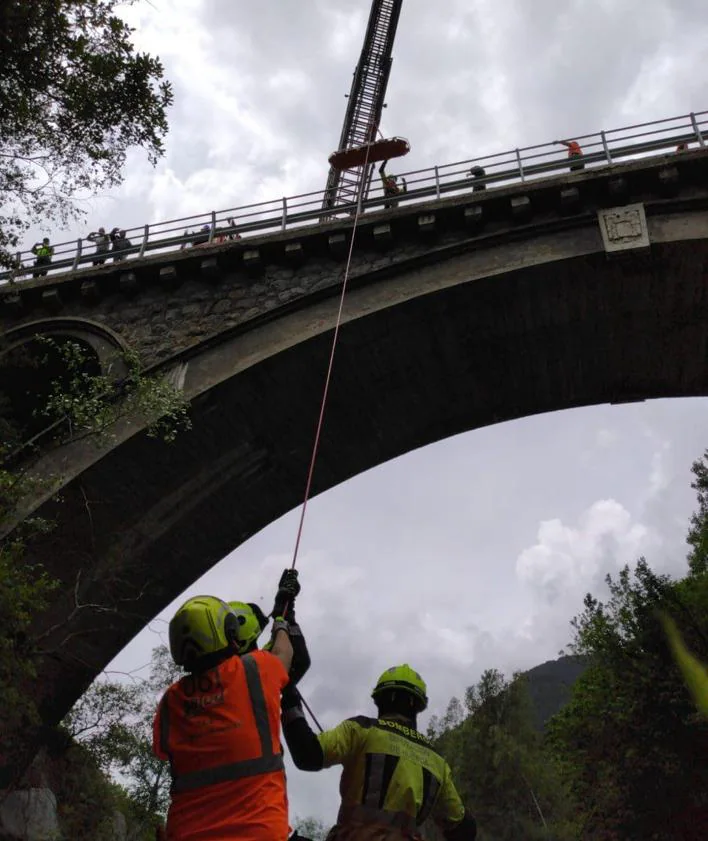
[[2, 149, 708, 745]]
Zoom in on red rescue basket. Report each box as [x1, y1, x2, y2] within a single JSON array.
[[328, 136, 410, 171]]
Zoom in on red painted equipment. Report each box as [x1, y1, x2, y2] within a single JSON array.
[[328, 137, 410, 171]]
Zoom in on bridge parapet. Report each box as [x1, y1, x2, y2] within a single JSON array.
[[1, 109, 706, 287], [2, 148, 708, 369]]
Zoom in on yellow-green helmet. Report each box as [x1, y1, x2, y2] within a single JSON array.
[[228, 601, 265, 654], [168, 595, 238, 669], [372, 664, 428, 712]]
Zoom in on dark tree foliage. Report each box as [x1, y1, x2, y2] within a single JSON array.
[[687, 450, 708, 575], [548, 560, 708, 840], [0, 0, 173, 265]]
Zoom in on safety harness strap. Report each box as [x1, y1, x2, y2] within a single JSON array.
[[167, 654, 284, 794]]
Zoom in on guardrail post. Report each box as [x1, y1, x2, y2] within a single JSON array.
[[434, 165, 441, 200], [690, 112, 705, 147], [600, 130, 613, 164], [71, 238, 82, 271], [515, 148, 526, 182], [209, 210, 216, 242], [281, 197, 287, 231], [139, 224, 149, 258]]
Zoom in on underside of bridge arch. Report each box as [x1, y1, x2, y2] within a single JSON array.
[[14, 229, 708, 734]]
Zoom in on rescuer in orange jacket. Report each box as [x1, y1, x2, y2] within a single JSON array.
[[153, 574, 301, 841], [555, 138, 584, 171]]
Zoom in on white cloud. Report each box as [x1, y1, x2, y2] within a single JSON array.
[[516, 499, 658, 605]]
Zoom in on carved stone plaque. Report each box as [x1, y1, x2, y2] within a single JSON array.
[[597, 203, 649, 253]]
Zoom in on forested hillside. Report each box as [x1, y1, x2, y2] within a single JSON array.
[[425, 451, 708, 841], [524, 656, 588, 730]]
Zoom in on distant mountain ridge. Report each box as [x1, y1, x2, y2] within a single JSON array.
[[523, 655, 589, 730]]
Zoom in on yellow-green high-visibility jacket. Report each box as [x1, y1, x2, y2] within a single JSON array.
[[318, 715, 465, 831]]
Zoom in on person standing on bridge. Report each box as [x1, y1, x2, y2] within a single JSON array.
[[281, 664, 478, 841], [86, 226, 111, 265], [379, 160, 407, 209], [468, 165, 487, 192], [110, 227, 133, 262], [555, 138, 584, 171], [31, 237, 53, 277], [153, 577, 302, 840]]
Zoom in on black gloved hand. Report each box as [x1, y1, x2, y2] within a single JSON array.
[[272, 568, 300, 619]]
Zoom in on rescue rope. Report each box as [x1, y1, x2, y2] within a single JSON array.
[[299, 692, 324, 733], [289, 144, 374, 572], [285, 148, 374, 736]]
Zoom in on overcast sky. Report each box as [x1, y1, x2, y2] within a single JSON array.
[[80, 0, 708, 826]]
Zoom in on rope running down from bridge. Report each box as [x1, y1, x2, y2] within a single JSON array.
[[289, 145, 374, 577], [284, 145, 374, 735]]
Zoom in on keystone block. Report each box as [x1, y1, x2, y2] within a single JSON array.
[[373, 224, 393, 248], [200, 257, 221, 281], [285, 242, 304, 265], [243, 249, 263, 276], [510, 195, 532, 222], [657, 166, 680, 197], [41, 288, 62, 311], [119, 271, 139, 295], [328, 233, 348, 259], [597, 203, 650, 255], [463, 205, 484, 228], [81, 279, 101, 301], [559, 186, 581, 215], [607, 177, 629, 203], [418, 214, 436, 235]]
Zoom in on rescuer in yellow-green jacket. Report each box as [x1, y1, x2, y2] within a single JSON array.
[[281, 664, 477, 841]]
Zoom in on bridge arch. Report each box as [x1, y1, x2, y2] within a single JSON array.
[[2, 317, 130, 364], [1, 318, 132, 448], [9, 203, 708, 733]]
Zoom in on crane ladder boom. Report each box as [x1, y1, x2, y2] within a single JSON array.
[[322, 0, 404, 212]]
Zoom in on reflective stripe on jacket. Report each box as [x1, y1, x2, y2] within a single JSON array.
[[318, 716, 465, 831]]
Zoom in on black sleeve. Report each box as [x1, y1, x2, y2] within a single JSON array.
[[288, 622, 311, 685], [443, 811, 477, 841], [281, 686, 324, 771]]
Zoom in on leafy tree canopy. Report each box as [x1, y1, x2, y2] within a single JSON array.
[[548, 559, 708, 840], [0, 0, 173, 265]]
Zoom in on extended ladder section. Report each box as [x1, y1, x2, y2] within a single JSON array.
[[322, 0, 404, 213]]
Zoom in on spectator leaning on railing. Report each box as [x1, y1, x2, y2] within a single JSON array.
[[31, 238, 54, 277], [468, 165, 487, 192]]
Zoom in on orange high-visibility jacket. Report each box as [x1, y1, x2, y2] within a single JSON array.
[[566, 141, 582, 157], [153, 650, 290, 841]]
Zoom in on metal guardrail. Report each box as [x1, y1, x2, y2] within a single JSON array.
[[1, 109, 706, 286]]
